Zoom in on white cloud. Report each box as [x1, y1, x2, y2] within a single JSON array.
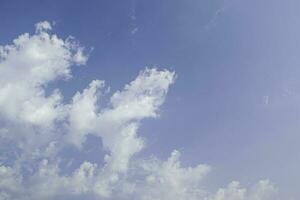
[[0, 165, 25, 200], [0, 21, 85, 128], [0, 21, 278, 200], [209, 180, 276, 200], [35, 21, 52, 33], [131, 150, 211, 200], [67, 80, 105, 147]]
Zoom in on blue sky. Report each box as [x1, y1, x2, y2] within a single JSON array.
[[0, 0, 299, 199]]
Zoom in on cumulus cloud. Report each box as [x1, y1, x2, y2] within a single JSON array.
[[0, 21, 278, 200], [209, 180, 277, 200]]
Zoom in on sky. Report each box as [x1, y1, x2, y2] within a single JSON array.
[[0, 0, 299, 199]]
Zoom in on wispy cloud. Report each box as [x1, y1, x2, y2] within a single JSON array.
[[204, 1, 228, 31], [130, 0, 138, 35]]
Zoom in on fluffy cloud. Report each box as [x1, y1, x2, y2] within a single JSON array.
[[209, 180, 276, 200], [0, 21, 277, 200]]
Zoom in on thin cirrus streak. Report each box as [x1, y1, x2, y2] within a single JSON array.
[[0, 21, 277, 200]]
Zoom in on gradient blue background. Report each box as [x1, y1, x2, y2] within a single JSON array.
[[0, 0, 299, 198]]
